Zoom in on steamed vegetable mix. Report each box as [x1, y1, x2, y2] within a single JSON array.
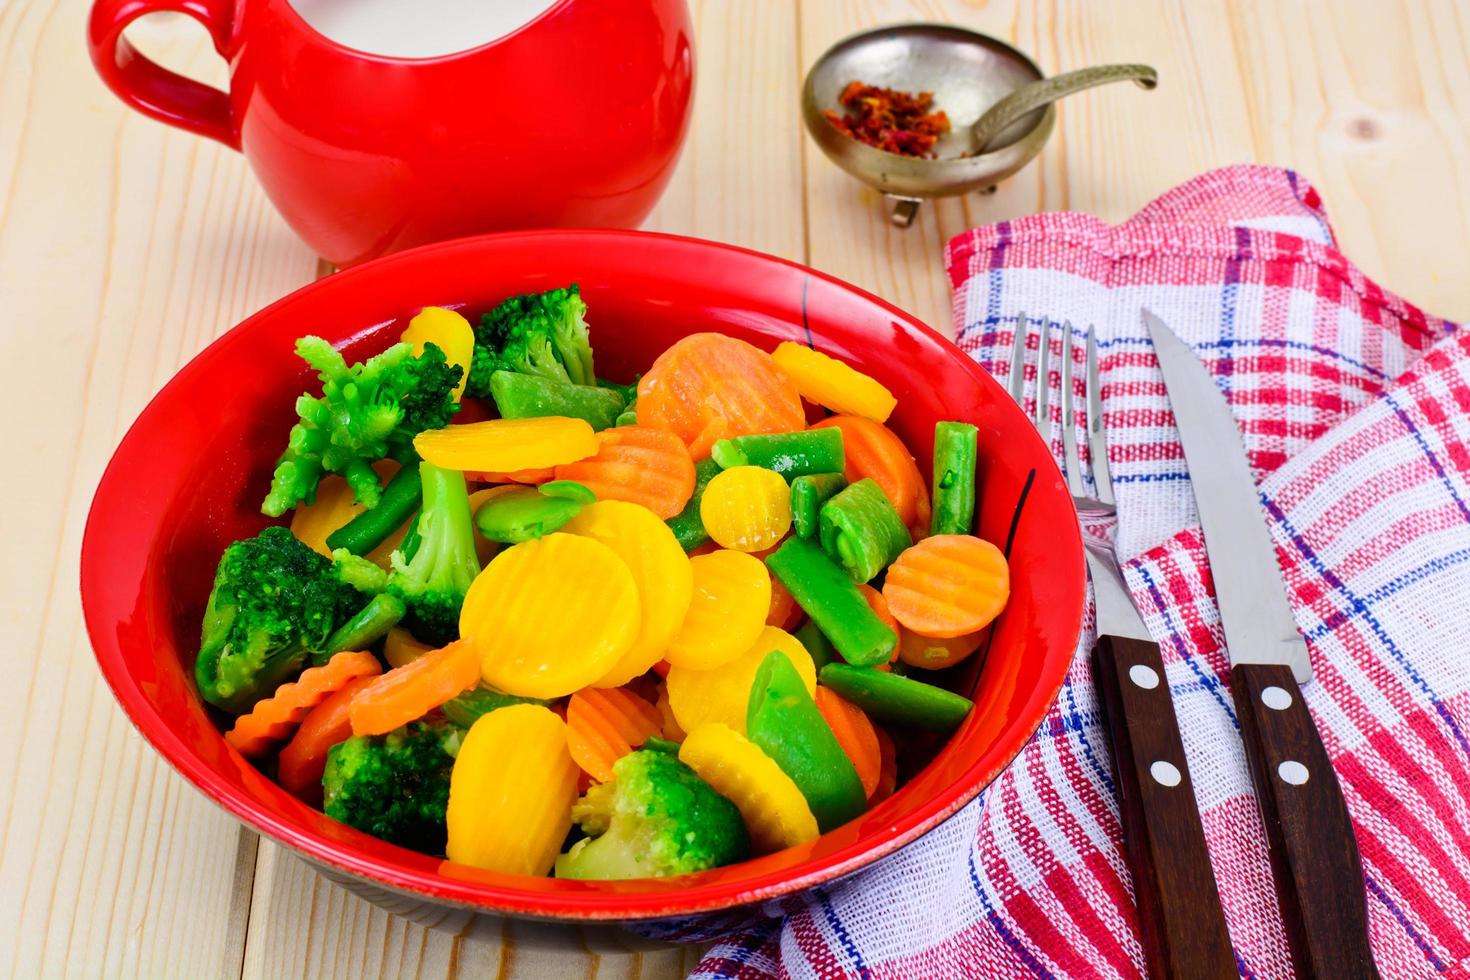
[[202, 290, 1014, 880]]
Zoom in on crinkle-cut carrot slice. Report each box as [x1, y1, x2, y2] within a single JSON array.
[[771, 342, 897, 423], [226, 652, 382, 757], [278, 675, 378, 803], [665, 550, 770, 671], [415, 417, 597, 473], [811, 415, 929, 532], [566, 687, 664, 782], [882, 535, 1009, 638], [897, 626, 986, 670], [554, 426, 696, 520], [348, 639, 480, 737], [700, 466, 792, 553], [636, 333, 806, 459], [463, 533, 641, 698], [814, 687, 882, 798], [869, 727, 898, 804], [466, 467, 556, 485], [665, 626, 814, 736], [678, 723, 819, 853], [563, 501, 693, 688]]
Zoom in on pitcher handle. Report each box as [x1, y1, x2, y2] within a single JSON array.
[[87, 0, 238, 149]]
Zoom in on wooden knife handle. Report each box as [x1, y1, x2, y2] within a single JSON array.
[[1093, 635, 1236, 979], [1231, 663, 1379, 978]]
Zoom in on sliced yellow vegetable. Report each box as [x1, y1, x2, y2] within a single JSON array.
[[289, 460, 405, 568], [414, 417, 598, 474], [700, 465, 792, 553], [462, 533, 640, 698], [562, 501, 693, 688], [665, 625, 814, 735], [383, 626, 433, 668], [402, 306, 475, 400], [771, 341, 896, 423], [665, 550, 771, 670], [446, 704, 579, 875], [679, 723, 819, 854]]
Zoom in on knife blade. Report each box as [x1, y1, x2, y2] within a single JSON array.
[[1141, 310, 1310, 684], [1142, 308, 1379, 979]]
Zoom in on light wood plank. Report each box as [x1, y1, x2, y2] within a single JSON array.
[[0, 3, 317, 978]]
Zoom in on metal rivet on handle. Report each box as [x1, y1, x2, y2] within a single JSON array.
[[1128, 664, 1160, 689], [1278, 761, 1310, 785], [1150, 761, 1182, 787], [1261, 686, 1292, 710]]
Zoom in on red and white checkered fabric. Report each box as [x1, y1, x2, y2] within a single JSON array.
[[692, 165, 1470, 979]]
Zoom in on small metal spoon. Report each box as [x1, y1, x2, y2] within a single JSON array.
[[972, 63, 1158, 153]]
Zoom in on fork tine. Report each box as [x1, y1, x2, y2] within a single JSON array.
[[1007, 313, 1029, 407], [1059, 323, 1085, 495], [1033, 319, 1051, 433], [1085, 324, 1116, 505]]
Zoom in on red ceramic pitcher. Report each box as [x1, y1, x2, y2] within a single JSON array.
[[87, 0, 694, 266]]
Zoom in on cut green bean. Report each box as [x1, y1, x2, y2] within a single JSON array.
[[794, 619, 837, 671], [818, 478, 912, 582], [931, 421, 978, 536], [666, 456, 722, 551], [441, 687, 550, 728], [765, 537, 896, 667], [642, 735, 681, 755], [474, 486, 583, 543], [325, 461, 422, 555], [710, 428, 844, 478], [489, 370, 625, 430], [818, 663, 973, 732], [314, 594, 405, 666], [791, 473, 846, 539], [538, 479, 596, 504]]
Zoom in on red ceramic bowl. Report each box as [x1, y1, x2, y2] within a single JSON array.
[[80, 230, 1083, 940]]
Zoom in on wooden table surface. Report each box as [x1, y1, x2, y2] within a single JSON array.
[[4, 1, 1468, 977]]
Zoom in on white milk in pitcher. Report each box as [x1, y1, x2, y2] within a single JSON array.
[[288, 0, 563, 59]]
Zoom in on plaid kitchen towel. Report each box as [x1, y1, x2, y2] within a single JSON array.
[[692, 165, 1470, 979]]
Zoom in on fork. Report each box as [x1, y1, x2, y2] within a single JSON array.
[[1006, 316, 1236, 979]]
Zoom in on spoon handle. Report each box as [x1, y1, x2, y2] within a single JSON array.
[[973, 63, 1157, 153]]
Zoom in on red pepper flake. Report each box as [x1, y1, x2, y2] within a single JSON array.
[[822, 81, 952, 158]]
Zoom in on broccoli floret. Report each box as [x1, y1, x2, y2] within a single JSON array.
[[194, 527, 371, 714], [262, 338, 462, 517], [323, 721, 463, 855], [554, 750, 749, 880], [386, 462, 480, 645], [467, 285, 595, 397]]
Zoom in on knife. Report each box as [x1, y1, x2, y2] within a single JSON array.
[[1144, 309, 1379, 979]]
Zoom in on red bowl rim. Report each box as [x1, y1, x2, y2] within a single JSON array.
[[80, 228, 1083, 921]]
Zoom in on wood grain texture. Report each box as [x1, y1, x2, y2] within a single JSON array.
[[6, 0, 1470, 976]]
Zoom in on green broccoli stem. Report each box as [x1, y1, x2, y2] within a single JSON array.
[[387, 462, 481, 645], [326, 461, 423, 555], [315, 594, 405, 666]]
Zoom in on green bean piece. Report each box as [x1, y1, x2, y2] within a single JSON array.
[[538, 479, 596, 504], [325, 461, 422, 555], [818, 478, 912, 582], [441, 687, 550, 728], [931, 421, 979, 536], [765, 537, 896, 667], [791, 473, 847, 539], [747, 651, 867, 831], [642, 735, 681, 755], [314, 594, 405, 666], [794, 619, 838, 671], [818, 664, 973, 732], [489, 370, 625, 430], [666, 456, 722, 551], [596, 377, 640, 403], [473, 486, 583, 543], [710, 428, 845, 478]]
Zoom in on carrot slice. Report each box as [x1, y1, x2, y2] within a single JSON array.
[[869, 727, 898, 804], [883, 535, 1010, 638], [277, 675, 379, 804], [636, 333, 806, 459], [814, 687, 881, 798], [897, 626, 986, 670], [554, 426, 697, 520], [565, 687, 664, 782], [466, 467, 556, 485], [348, 639, 481, 737], [812, 415, 929, 531], [225, 652, 381, 757], [752, 543, 802, 629]]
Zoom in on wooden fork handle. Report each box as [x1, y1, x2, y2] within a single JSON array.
[[1093, 635, 1236, 979], [1232, 663, 1379, 979]]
